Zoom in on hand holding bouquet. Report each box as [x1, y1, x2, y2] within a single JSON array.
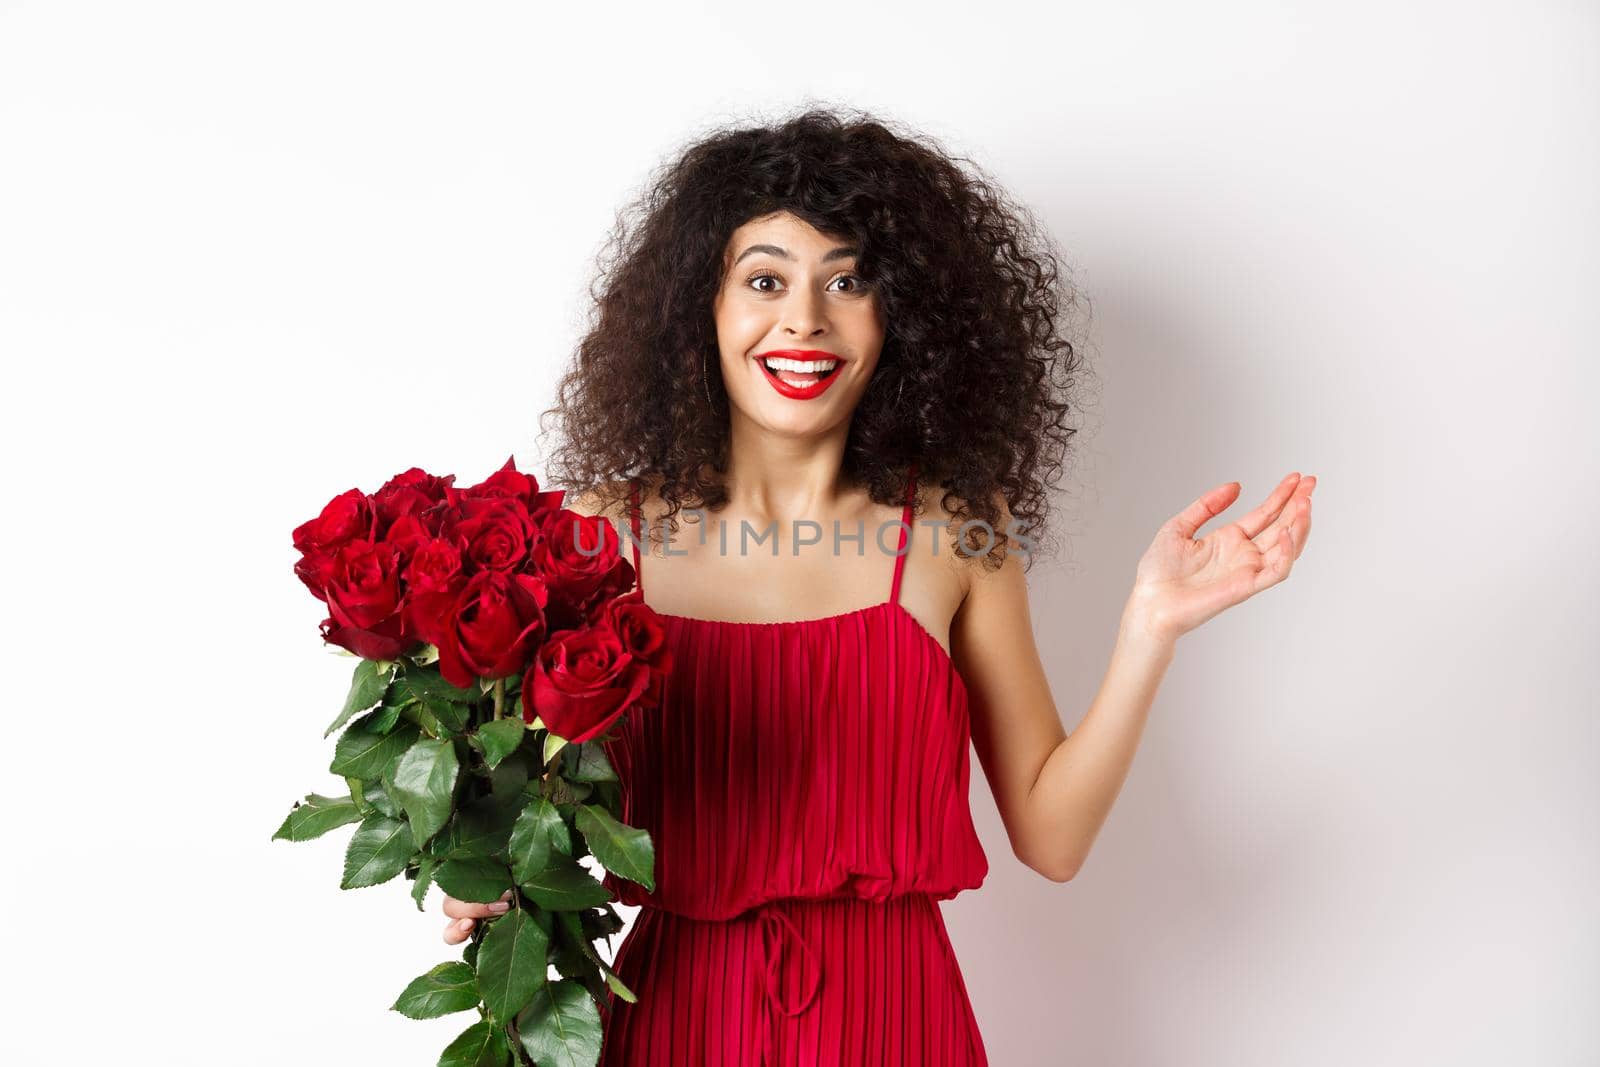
[[273, 456, 668, 1066]]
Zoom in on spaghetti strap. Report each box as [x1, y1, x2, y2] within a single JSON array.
[[888, 461, 918, 607], [627, 479, 644, 595]]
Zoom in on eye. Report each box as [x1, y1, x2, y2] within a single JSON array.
[[743, 270, 870, 295]]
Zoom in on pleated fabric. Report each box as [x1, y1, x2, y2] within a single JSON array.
[[597, 465, 989, 1066]]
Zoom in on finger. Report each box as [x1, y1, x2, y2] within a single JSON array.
[[1260, 495, 1312, 559], [1258, 495, 1312, 583], [1167, 481, 1243, 540], [1250, 476, 1314, 551], [443, 916, 475, 945], [1275, 495, 1313, 560], [1232, 473, 1303, 540], [441, 896, 479, 920], [442, 888, 514, 920], [1252, 526, 1296, 595]]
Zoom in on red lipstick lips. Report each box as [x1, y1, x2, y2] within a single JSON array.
[[753, 348, 844, 401]]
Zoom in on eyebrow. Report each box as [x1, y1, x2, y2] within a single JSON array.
[[731, 242, 860, 266]]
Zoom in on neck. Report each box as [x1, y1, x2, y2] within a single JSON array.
[[720, 421, 857, 521]]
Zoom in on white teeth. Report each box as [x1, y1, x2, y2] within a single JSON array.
[[762, 356, 838, 374]]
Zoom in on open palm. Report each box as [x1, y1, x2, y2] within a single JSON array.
[[1128, 472, 1316, 643]]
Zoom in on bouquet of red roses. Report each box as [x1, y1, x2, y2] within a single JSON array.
[[273, 456, 668, 1067]]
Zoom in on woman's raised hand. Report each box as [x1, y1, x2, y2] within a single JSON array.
[[1124, 472, 1316, 644], [440, 888, 513, 944]]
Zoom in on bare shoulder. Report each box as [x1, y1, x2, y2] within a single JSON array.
[[937, 485, 1035, 681], [561, 477, 641, 523], [914, 482, 1017, 601]]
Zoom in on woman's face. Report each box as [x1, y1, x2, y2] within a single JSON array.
[[712, 211, 885, 436]]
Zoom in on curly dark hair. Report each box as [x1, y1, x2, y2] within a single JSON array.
[[537, 103, 1091, 571]]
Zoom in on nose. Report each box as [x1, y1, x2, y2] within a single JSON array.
[[779, 286, 827, 338]]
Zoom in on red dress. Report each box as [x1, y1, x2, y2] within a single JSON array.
[[598, 465, 989, 1066]]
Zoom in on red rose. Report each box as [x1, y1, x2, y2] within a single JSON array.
[[381, 512, 433, 566], [372, 467, 455, 532], [441, 496, 537, 573], [437, 569, 550, 687], [326, 539, 404, 629], [589, 592, 673, 710], [523, 625, 651, 744], [294, 552, 339, 604], [320, 539, 413, 659], [292, 489, 374, 601], [319, 613, 412, 661], [533, 509, 635, 622], [453, 454, 566, 515], [293, 488, 373, 555], [402, 536, 468, 646]]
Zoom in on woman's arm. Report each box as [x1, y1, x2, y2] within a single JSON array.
[[957, 556, 1175, 883], [954, 474, 1314, 882], [955, 545, 1163, 883]]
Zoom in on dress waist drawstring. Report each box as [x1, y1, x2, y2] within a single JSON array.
[[754, 904, 822, 1065]]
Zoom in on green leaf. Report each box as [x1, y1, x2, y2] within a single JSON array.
[[520, 857, 612, 912], [600, 965, 637, 1005], [589, 780, 622, 816], [554, 911, 588, 956], [550, 911, 591, 981], [541, 775, 592, 806], [272, 793, 362, 842], [488, 757, 529, 808], [418, 703, 444, 738], [433, 857, 513, 903], [432, 797, 518, 861], [367, 693, 404, 734], [549, 941, 587, 981], [425, 696, 473, 735], [392, 961, 481, 1019], [509, 797, 572, 885], [586, 905, 626, 940], [515, 979, 603, 1067], [330, 712, 420, 780], [361, 776, 402, 819], [475, 908, 549, 1024], [411, 854, 439, 911], [562, 742, 618, 783], [559, 909, 634, 1002], [437, 1018, 513, 1067], [574, 804, 654, 892], [347, 777, 373, 816], [341, 812, 414, 889], [396, 668, 479, 705], [473, 718, 525, 770], [559, 814, 587, 854], [325, 658, 395, 738], [543, 732, 569, 765], [390, 737, 460, 848]]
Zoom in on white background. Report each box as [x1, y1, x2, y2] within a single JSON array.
[[2, 1, 1595, 1064]]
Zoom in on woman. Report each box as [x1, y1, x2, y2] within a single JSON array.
[[439, 107, 1314, 1065]]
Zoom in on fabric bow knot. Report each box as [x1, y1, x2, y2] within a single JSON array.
[[755, 905, 822, 1065]]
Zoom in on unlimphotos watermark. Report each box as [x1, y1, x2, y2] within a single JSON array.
[[573, 510, 1034, 562]]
